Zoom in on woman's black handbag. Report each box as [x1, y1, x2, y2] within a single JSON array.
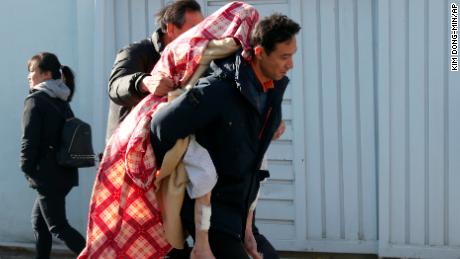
[[56, 116, 96, 168], [34, 93, 96, 168]]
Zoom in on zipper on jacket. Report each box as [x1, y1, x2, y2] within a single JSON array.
[[258, 107, 272, 139]]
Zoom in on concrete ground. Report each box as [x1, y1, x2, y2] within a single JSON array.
[[0, 243, 389, 259], [0, 249, 381, 259], [0, 245, 381, 259], [0, 245, 73, 259], [278, 251, 379, 259]]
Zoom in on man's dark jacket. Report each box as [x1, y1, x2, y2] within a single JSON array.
[[20, 91, 78, 191], [106, 29, 164, 141], [150, 52, 289, 239]]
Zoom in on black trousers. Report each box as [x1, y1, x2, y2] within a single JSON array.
[[207, 231, 250, 259], [164, 231, 249, 259], [207, 232, 279, 259], [167, 231, 280, 259], [207, 232, 280, 259], [31, 186, 86, 259], [255, 232, 279, 259]]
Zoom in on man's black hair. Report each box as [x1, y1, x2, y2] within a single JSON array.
[[251, 13, 301, 54], [156, 0, 201, 33]]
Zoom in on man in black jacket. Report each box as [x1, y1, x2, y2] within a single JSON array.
[[106, 0, 203, 141], [150, 14, 301, 259], [106, 2, 203, 258]]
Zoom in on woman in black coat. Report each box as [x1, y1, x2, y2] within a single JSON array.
[[20, 52, 85, 259]]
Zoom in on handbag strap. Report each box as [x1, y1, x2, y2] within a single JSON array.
[[28, 91, 73, 119]]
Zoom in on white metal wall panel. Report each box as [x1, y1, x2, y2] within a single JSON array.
[[298, 0, 378, 253], [73, 0, 99, 237], [378, 0, 460, 258], [112, 0, 164, 61]]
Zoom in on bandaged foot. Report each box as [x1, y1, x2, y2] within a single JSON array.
[[191, 192, 215, 259]]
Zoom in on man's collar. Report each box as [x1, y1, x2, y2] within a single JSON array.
[[152, 28, 166, 53], [250, 62, 274, 92]]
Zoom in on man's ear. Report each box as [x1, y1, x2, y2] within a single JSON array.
[[254, 45, 264, 59], [166, 23, 175, 37]]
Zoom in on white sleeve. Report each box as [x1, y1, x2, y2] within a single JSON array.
[[182, 135, 218, 199], [260, 152, 268, 170]]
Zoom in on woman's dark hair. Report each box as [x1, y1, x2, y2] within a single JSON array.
[[156, 0, 201, 33], [251, 13, 301, 55], [27, 52, 75, 101]]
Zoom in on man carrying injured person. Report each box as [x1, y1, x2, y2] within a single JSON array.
[[151, 13, 301, 259]]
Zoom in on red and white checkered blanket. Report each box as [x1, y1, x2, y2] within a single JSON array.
[[78, 2, 258, 258]]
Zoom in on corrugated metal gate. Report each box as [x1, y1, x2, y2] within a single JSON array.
[[377, 0, 460, 258], [295, 0, 378, 253]]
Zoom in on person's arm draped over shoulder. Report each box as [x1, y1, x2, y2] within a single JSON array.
[[151, 79, 222, 162], [108, 41, 154, 107], [20, 97, 42, 176], [152, 79, 221, 259]]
